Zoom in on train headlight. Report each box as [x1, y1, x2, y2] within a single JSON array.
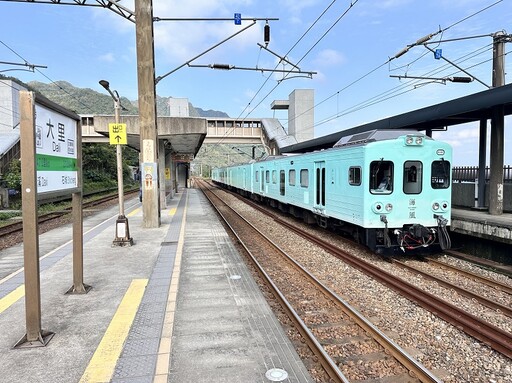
[[432, 202, 440, 211], [373, 202, 391, 214], [442, 201, 449, 211], [405, 135, 424, 146]]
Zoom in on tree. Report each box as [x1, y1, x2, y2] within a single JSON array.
[[4, 159, 21, 191]]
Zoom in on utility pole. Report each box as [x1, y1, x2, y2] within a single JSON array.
[[488, 31, 506, 215], [135, 0, 160, 228]]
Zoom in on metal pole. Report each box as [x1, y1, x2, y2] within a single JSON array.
[[489, 32, 506, 215], [112, 92, 133, 246], [68, 114, 91, 294], [115, 98, 124, 217], [100, 79, 133, 245], [15, 91, 54, 348]]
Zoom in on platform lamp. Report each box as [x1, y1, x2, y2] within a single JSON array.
[[99, 80, 133, 246]]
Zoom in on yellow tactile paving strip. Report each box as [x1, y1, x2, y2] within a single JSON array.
[[0, 285, 25, 315], [79, 279, 148, 383]]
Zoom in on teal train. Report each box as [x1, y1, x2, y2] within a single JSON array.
[[212, 130, 452, 254]]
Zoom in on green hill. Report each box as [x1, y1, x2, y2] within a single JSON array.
[[26, 80, 229, 118]]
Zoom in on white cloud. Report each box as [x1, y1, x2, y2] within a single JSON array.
[[313, 49, 345, 67], [98, 53, 115, 63]]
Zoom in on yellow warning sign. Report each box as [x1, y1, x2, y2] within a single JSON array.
[[109, 123, 127, 145], [165, 168, 171, 180]]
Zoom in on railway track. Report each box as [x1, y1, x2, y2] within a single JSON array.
[[391, 259, 512, 318], [198, 179, 442, 383], [0, 190, 138, 243], [201, 180, 512, 362], [424, 257, 512, 295]]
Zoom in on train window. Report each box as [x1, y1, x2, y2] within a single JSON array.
[[255, 171, 259, 183], [431, 160, 451, 189], [403, 161, 422, 194], [370, 160, 393, 194], [300, 169, 309, 187], [289, 169, 296, 186], [265, 170, 270, 183], [272, 170, 277, 184], [349, 167, 361, 186]]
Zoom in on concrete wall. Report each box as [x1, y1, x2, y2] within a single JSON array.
[[452, 182, 512, 212]]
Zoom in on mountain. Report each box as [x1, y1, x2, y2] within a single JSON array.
[[27, 80, 139, 115], [195, 107, 229, 118], [25, 80, 229, 118]]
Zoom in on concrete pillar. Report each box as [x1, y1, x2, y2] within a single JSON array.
[[288, 89, 314, 143], [158, 139, 166, 208]]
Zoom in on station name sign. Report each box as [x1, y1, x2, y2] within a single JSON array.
[[35, 103, 78, 194]]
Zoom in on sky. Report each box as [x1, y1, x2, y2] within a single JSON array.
[[0, 0, 511, 166]]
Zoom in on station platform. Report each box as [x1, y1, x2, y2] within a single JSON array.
[[451, 207, 512, 245], [0, 188, 312, 383]]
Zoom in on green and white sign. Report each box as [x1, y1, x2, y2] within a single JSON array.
[[35, 103, 78, 194]]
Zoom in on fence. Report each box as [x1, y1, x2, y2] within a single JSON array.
[[452, 165, 512, 183]]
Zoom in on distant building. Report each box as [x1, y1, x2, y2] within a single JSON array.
[[0, 79, 24, 176], [270, 89, 314, 144], [168, 98, 190, 117]]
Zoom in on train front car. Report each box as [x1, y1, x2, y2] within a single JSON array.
[[355, 131, 452, 253]]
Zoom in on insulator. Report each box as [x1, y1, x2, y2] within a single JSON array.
[[450, 76, 473, 83], [211, 64, 232, 70], [393, 46, 410, 59], [264, 22, 270, 47], [416, 33, 434, 45]]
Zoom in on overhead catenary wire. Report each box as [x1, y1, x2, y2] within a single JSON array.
[[313, 46, 504, 129], [207, 0, 358, 152], [0, 39, 97, 114], [280, 0, 504, 135], [205, 0, 340, 151]]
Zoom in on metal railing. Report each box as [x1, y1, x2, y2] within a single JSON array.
[[452, 165, 512, 183]]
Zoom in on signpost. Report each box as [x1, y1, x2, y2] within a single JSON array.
[[15, 91, 87, 349], [109, 123, 128, 145]]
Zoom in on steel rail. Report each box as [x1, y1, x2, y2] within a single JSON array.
[[200, 180, 442, 383], [427, 258, 512, 295], [392, 259, 512, 317], [0, 190, 138, 238]]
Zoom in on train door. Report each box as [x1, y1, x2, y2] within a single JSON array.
[[314, 161, 326, 209], [280, 170, 285, 196], [260, 167, 264, 193]]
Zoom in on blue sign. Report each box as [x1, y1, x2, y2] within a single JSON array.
[[234, 13, 241, 25], [434, 49, 442, 60]]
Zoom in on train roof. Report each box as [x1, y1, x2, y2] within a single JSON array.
[[333, 130, 429, 148]]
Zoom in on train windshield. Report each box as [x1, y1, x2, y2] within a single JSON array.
[[431, 160, 451, 189], [403, 161, 422, 194], [370, 160, 393, 194]]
